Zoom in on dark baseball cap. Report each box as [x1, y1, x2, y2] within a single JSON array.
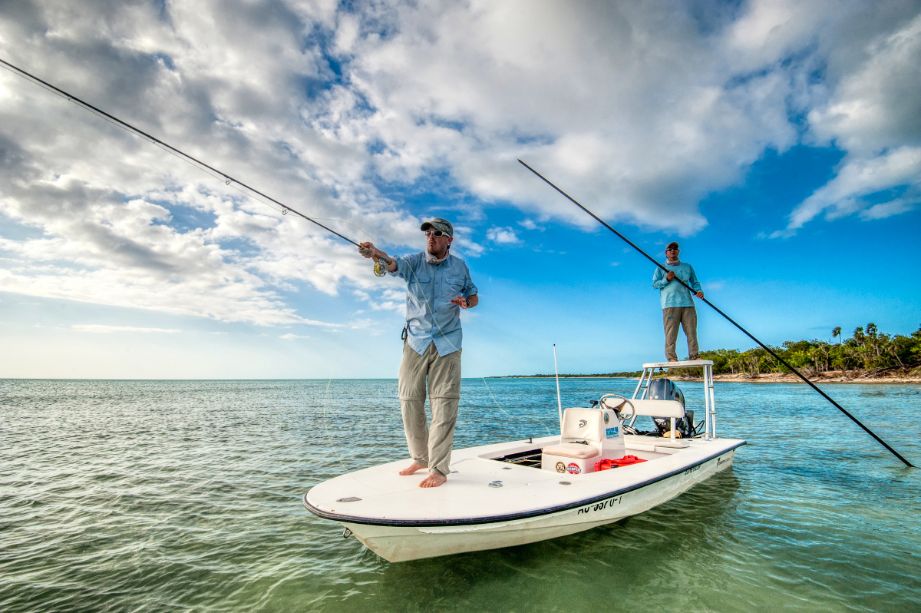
[[420, 218, 454, 237], [666, 241, 679, 250]]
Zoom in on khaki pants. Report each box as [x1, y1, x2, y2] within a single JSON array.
[[663, 307, 699, 361], [398, 342, 461, 476]]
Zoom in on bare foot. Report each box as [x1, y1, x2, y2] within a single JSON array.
[[419, 471, 447, 488], [399, 461, 426, 476]]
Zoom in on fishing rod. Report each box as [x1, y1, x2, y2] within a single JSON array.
[[0, 57, 399, 274], [518, 158, 914, 469]]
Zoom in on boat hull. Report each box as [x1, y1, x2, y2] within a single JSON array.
[[305, 438, 743, 562]]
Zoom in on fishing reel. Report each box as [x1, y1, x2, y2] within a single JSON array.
[[359, 244, 390, 277], [372, 255, 395, 277]]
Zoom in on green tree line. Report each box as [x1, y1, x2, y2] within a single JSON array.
[[699, 324, 921, 376]]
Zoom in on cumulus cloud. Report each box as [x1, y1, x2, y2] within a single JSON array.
[[0, 1, 417, 326], [333, 0, 919, 238], [774, 147, 921, 236], [1, 0, 919, 324], [518, 219, 541, 231], [808, 12, 921, 154], [486, 226, 520, 245], [776, 6, 921, 234], [337, 1, 801, 233]]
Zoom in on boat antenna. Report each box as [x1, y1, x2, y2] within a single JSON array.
[[553, 344, 563, 430], [519, 159, 914, 469], [0, 57, 361, 250]]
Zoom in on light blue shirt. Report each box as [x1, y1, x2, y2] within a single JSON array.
[[652, 261, 702, 308], [391, 252, 478, 356]]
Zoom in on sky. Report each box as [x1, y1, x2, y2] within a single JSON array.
[[0, 0, 920, 379]]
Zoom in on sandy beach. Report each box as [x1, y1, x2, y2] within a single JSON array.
[[505, 369, 921, 384], [676, 369, 921, 384]]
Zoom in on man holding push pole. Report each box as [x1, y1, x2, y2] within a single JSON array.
[[652, 241, 704, 362], [358, 218, 478, 488]]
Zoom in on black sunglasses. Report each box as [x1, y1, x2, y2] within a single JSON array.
[[425, 230, 447, 237]]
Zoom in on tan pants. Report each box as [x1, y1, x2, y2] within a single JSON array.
[[663, 307, 699, 361], [398, 342, 461, 476]]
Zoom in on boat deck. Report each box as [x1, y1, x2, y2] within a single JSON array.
[[304, 435, 745, 526]]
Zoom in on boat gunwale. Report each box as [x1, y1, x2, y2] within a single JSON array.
[[302, 439, 745, 527]]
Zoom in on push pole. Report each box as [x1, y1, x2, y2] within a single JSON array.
[[519, 159, 914, 468]]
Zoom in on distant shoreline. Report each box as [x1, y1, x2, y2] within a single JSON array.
[[490, 326, 921, 386], [491, 369, 921, 384]]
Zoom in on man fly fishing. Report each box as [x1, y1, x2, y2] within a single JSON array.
[[358, 218, 479, 488]]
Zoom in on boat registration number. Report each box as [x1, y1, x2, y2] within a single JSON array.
[[577, 496, 623, 515]]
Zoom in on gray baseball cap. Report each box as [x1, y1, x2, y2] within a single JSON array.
[[420, 218, 454, 237]]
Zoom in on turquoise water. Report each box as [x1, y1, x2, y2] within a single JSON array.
[[1, 378, 919, 611]]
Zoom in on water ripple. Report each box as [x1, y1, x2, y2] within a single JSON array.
[[0, 378, 918, 611]]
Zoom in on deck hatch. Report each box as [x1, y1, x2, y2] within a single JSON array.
[[490, 447, 543, 468]]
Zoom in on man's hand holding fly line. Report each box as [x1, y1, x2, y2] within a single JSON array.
[[358, 241, 396, 272], [451, 295, 479, 309]]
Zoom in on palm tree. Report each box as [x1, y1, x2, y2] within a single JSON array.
[[832, 326, 842, 344]]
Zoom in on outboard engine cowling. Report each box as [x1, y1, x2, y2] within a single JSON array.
[[647, 378, 685, 406], [647, 378, 696, 437]]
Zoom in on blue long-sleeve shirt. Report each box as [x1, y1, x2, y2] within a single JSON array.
[[652, 262, 701, 308], [391, 252, 478, 356]]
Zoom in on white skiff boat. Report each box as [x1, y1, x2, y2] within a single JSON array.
[[303, 360, 745, 562]]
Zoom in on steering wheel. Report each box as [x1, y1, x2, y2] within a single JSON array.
[[599, 394, 635, 419]]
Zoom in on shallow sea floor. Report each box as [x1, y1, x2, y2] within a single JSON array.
[[2, 378, 919, 611]]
